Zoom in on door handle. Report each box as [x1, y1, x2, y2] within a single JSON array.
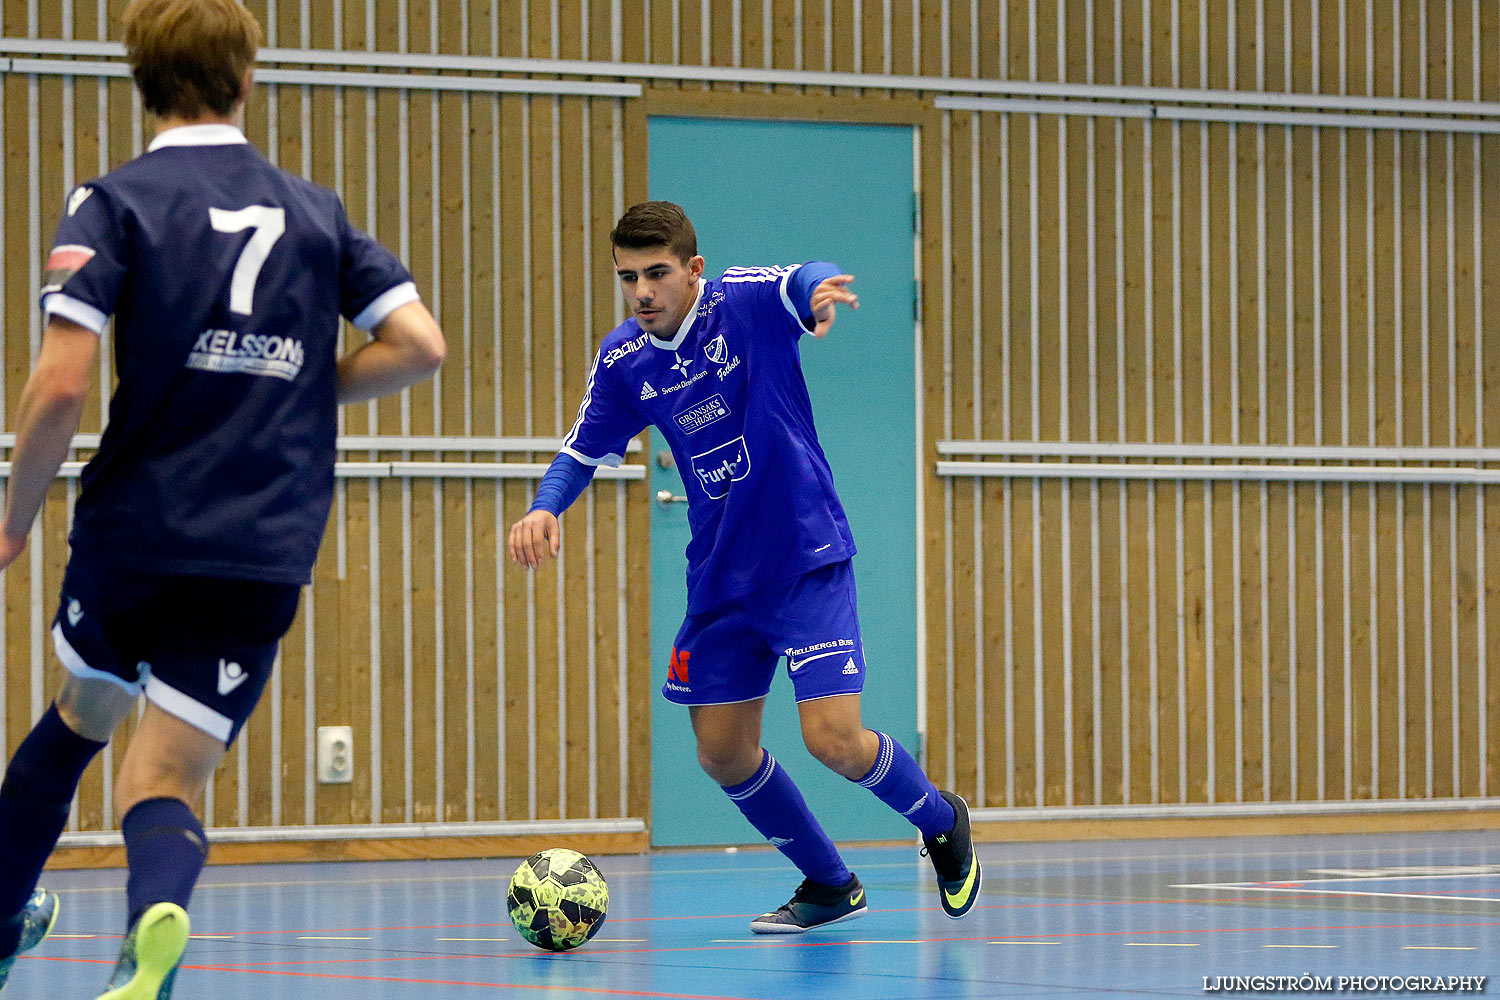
[[655, 489, 688, 506]]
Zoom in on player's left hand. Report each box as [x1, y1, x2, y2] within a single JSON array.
[[809, 274, 858, 338], [0, 529, 26, 572]]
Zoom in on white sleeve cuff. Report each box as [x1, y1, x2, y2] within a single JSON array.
[[559, 445, 624, 469], [351, 281, 420, 331], [777, 263, 807, 327], [41, 292, 107, 334]]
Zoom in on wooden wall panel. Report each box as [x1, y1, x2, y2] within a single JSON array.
[[2, 0, 1499, 843], [919, 1, 1500, 810], [1, 0, 651, 836]]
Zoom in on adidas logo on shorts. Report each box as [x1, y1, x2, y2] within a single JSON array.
[[842, 658, 859, 675]]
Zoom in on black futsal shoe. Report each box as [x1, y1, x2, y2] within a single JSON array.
[[749, 873, 868, 934], [922, 790, 982, 918]]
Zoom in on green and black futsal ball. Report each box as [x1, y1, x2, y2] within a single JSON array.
[[507, 849, 609, 951]]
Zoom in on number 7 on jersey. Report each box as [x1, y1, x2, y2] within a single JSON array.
[[209, 205, 286, 316]]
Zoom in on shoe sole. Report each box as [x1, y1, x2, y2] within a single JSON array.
[[748, 905, 868, 935], [35, 891, 61, 946], [96, 903, 190, 1000]]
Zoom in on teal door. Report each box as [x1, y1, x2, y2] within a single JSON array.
[[647, 118, 917, 846]]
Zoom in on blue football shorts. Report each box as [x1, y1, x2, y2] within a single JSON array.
[[662, 559, 868, 706], [50, 549, 300, 745]]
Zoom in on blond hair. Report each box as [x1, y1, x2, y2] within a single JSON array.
[[122, 0, 262, 118]]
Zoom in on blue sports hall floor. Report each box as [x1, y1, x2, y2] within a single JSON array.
[[16, 831, 1499, 998]]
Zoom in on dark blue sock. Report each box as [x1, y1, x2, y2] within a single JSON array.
[[855, 731, 956, 839], [0, 705, 105, 954], [722, 751, 851, 888], [122, 797, 208, 930]]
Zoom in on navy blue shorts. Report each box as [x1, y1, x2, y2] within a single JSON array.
[[662, 560, 867, 706], [51, 551, 300, 745]]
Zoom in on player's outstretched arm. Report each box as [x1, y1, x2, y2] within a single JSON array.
[[808, 274, 858, 338], [0, 316, 98, 570], [336, 301, 446, 404]]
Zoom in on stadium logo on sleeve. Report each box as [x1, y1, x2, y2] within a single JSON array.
[[689, 436, 750, 499], [603, 332, 648, 367], [673, 394, 730, 435], [703, 334, 729, 364], [41, 245, 96, 294]]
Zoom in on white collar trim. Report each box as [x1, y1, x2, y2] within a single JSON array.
[[648, 279, 705, 352], [148, 124, 249, 152]]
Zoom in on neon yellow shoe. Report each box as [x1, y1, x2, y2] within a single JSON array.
[[0, 889, 60, 992], [96, 903, 190, 1000], [921, 791, 982, 918]]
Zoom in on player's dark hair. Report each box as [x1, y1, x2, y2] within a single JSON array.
[[610, 202, 698, 263], [123, 0, 262, 119]]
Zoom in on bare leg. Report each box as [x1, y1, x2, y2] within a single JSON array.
[[796, 694, 879, 780], [688, 698, 767, 786]]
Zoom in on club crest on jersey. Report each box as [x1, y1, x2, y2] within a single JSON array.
[[690, 436, 750, 499], [40, 244, 96, 295], [703, 334, 729, 365]]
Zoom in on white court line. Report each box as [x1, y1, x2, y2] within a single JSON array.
[[1406, 946, 1476, 951], [1264, 944, 1338, 949], [1125, 942, 1199, 947], [1174, 872, 1500, 905]]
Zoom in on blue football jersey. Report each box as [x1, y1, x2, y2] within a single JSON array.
[[564, 264, 855, 612], [39, 124, 417, 584]]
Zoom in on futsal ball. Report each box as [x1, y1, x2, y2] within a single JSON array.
[[506, 848, 609, 951]]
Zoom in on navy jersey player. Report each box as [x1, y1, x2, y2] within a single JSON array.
[[0, 2, 444, 996], [509, 202, 980, 932]]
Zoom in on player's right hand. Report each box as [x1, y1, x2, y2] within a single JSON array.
[[508, 510, 561, 569]]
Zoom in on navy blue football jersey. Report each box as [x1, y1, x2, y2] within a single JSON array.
[[39, 124, 416, 584], [564, 264, 855, 613]]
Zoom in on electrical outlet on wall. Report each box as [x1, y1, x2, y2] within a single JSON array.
[[316, 725, 354, 784]]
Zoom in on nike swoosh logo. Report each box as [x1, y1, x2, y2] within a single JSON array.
[[943, 859, 979, 908], [849, 889, 864, 908], [787, 649, 847, 672]]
